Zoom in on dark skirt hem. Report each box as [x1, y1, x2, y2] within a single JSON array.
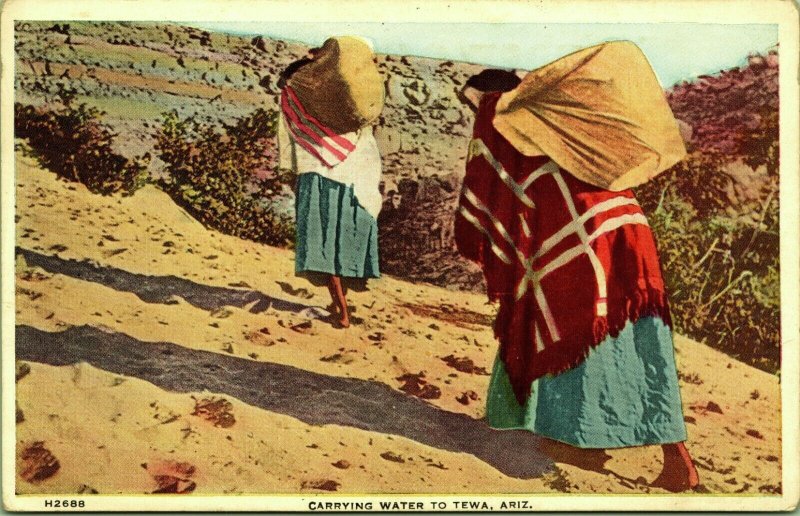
[[485, 421, 688, 449], [296, 269, 378, 292]]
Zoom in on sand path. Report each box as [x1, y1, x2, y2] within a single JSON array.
[[14, 151, 782, 495]]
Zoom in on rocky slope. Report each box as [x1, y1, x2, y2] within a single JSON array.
[[14, 21, 779, 291], [14, 20, 485, 285]]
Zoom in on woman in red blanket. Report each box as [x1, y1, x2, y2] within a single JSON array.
[[455, 69, 699, 492]]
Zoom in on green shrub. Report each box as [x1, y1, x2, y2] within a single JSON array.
[[154, 108, 293, 247], [14, 96, 148, 195], [636, 151, 780, 373]]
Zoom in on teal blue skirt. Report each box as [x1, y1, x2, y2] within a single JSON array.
[[295, 173, 380, 289], [486, 317, 687, 448]]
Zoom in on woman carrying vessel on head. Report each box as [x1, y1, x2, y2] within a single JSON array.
[[277, 36, 384, 328], [455, 44, 699, 492]]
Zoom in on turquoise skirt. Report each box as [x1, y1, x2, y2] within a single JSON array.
[[486, 317, 687, 448], [295, 173, 380, 289]]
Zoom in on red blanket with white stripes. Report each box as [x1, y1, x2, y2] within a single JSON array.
[[455, 93, 672, 404], [280, 86, 357, 168]]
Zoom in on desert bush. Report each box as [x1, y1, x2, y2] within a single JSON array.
[[636, 151, 734, 216], [637, 152, 780, 373], [14, 96, 148, 195], [154, 108, 293, 247], [740, 109, 779, 177]]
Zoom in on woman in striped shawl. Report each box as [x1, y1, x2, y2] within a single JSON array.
[[277, 38, 384, 328], [456, 68, 699, 492]]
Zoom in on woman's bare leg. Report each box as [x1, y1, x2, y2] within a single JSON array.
[[652, 442, 699, 491], [328, 275, 350, 328], [325, 280, 339, 315]]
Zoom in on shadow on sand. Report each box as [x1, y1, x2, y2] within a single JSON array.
[[16, 324, 552, 479], [17, 247, 314, 315]]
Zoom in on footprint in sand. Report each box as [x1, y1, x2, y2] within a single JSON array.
[[78, 484, 99, 494], [759, 483, 782, 494], [456, 390, 479, 405], [368, 332, 385, 342], [396, 372, 441, 400], [691, 401, 724, 414], [441, 354, 489, 376], [746, 429, 764, 439], [380, 451, 405, 463], [16, 362, 31, 382], [320, 352, 356, 365], [18, 442, 60, 483], [17, 286, 43, 301], [289, 320, 317, 335], [191, 396, 236, 428], [102, 248, 128, 258], [18, 266, 50, 282], [144, 460, 196, 494], [210, 308, 233, 319], [245, 328, 275, 347], [301, 479, 340, 491]]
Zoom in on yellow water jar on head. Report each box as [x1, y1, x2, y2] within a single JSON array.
[[492, 40, 687, 191], [287, 36, 385, 134]]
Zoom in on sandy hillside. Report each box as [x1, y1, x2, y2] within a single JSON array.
[[14, 151, 782, 496]]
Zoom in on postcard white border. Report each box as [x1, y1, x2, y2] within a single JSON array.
[[1, 0, 798, 512]]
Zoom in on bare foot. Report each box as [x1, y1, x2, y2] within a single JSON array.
[[651, 442, 700, 492], [324, 309, 350, 329], [537, 438, 612, 473], [325, 315, 350, 329]]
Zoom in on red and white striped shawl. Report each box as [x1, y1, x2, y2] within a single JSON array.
[[455, 93, 672, 404], [280, 86, 357, 168]]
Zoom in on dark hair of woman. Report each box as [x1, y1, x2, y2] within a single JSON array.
[[465, 68, 522, 92], [278, 57, 313, 89]]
